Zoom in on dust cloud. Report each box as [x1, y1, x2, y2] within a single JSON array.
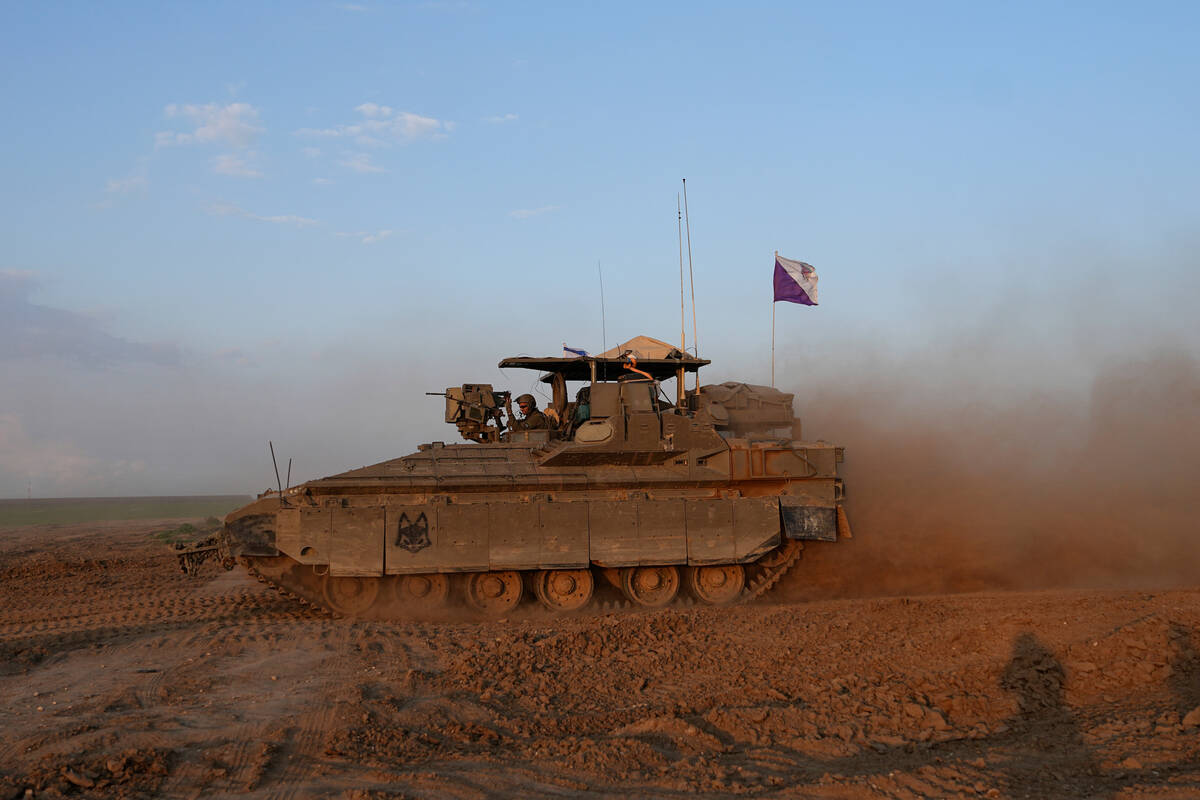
[[778, 340, 1200, 600]]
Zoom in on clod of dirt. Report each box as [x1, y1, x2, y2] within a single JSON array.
[[613, 716, 725, 753]]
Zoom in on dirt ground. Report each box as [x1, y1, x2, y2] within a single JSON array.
[[1, 521, 1199, 799]]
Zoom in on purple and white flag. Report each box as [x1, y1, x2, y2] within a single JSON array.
[[773, 255, 818, 306]]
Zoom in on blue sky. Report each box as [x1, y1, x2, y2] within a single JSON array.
[[1, 1, 1198, 496]]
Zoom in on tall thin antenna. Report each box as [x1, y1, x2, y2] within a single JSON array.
[[286, 457, 292, 490], [269, 441, 283, 505], [677, 194, 686, 353], [597, 259, 608, 358], [682, 178, 699, 390]]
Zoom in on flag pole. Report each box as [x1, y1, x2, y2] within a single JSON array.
[[677, 194, 686, 354], [771, 250, 777, 387]]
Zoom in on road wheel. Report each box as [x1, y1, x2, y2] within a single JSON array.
[[534, 569, 594, 612], [686, 564, 745, 605], [391, 573, 450, 614], [464, 571, 523, 616], [620, 566, 679, 608], [322, 575, 379, 617]]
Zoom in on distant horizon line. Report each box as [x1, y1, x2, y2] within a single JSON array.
[[0, 493, 254, 503]]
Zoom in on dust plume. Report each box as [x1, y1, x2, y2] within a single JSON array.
[[777, 341, 1200, 600]]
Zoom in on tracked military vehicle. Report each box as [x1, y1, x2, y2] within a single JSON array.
[[182, 337, 851, 617]]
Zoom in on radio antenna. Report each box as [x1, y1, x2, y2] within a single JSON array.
[[682, 178, 699, 390], [269, 441, 284, 505], [286, 457, 292, 490]]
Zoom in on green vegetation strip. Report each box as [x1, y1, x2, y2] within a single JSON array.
[[154, 517, 224, 545], [0, 496, 252, 527]]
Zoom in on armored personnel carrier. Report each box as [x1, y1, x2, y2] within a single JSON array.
[[183, 337, 851, 617]]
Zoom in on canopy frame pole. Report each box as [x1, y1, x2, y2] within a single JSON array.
[[771, 250, 778, 388]]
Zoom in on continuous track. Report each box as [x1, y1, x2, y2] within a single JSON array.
[[236, 539, 805, 620]]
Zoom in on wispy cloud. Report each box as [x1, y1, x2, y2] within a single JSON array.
[[211, 153, 263, 178], [157, 102, 263, 149], [258, 213, 318, 227], [302, 146, 322, 158], [335, 229, 394, 244], [297, 103, 451, 146], [484, 112, 518, 124], [105, 174, 148, 194], [510, 205, 561, 219], [0, 270, 179, 366], [313, 177, 334, 185], [206, 201, 317, 227], [338, 152, 385, 173]]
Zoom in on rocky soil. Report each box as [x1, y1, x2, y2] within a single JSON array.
[[1, 520, 1198, 799]]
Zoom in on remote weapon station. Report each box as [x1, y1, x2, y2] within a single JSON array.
[[180, 337, 851, 617]]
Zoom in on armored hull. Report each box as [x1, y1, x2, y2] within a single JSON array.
[[198, 340, 852, 617]]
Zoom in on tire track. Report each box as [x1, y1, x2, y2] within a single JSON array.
[[261, 624, 356, 800]]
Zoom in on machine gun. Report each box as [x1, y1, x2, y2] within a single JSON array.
[[427, 384, 511, 443]]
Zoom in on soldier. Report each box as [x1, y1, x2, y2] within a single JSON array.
[[509, 393, 549, 430], [572, 385, 591, 423]]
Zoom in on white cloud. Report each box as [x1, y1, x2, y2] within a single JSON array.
[[105, 174, 148, 194], [510, 205, 561, 219], [355, 102, 392, 118], [484, 113, 519, 123], [335, 229, 394, 244], [363, 230, 394, 244], [297, 103, 451, 146], [259, 214, 318, 227], [338, 152, 386, 173], [313, 177, 333, 185], [158, 102, 263, 148], [206, 201, 318, 227], [302, 146, 322, 158], [0, 413, 148, 494], [211, 153, 263, 178]]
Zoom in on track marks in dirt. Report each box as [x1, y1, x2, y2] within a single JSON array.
[[2, 521, 1199, 799], [318, 594, 1200, 798]]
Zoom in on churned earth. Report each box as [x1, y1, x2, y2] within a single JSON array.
[[1, 520, 1198, 799]]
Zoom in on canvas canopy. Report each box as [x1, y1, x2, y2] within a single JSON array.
[[597, 335, 687, 360], [498, 334, 707, 382]]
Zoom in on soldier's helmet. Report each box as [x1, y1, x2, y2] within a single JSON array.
[[515, 393, 537, 409]]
